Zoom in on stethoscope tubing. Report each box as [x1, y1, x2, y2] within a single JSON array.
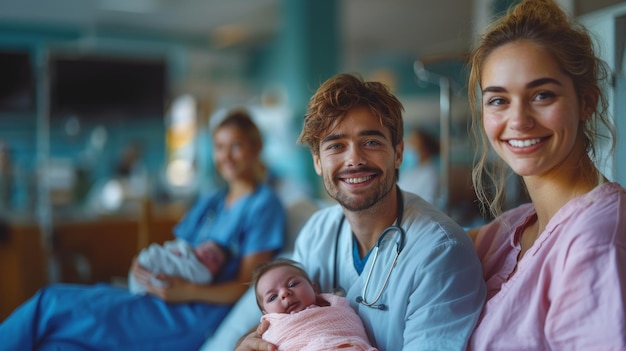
[[358, 225, 405, 309], [332, 187, 407, 309]]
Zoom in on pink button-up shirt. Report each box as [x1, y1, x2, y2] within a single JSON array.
[[469, 182, 626, 351]]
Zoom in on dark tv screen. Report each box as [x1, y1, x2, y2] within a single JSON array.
[[0, 50, 35, 113], [50, 55, 167, 119]]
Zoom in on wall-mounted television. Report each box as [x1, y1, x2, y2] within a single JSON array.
[[49, 55, 167, 120], [0, 50, 35, 113]]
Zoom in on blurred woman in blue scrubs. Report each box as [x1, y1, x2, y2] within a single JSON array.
[[0, 108, 286, 350]]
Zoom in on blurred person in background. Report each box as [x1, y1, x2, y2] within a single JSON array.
[[398, 127, 445, 209], [0, 108, 286, 350]]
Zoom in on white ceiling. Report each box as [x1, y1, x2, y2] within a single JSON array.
[[0, 0, 475, 67]]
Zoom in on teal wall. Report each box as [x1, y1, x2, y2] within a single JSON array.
[[0, 26, 175, 212]]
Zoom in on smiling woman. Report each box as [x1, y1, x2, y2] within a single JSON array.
[[480, 40, 585, 181], [0, 107, 287, 350], [466, 0, 626, 349]]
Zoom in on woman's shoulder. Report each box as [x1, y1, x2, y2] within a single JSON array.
[[498, 203, 536, 223], [197, 187, 227, 200], [554, 182, 626, 238], [254, 182, 279, 196], [582, 181, 626, 205], [552, 182, 624, 224], [473, 203, 535, 244], [249, 183, 285, 207], [478, 202, 536, 229]]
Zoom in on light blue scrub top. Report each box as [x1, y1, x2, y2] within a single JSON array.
[[0, 183, 286, 351], [292, 190, 486, 351]]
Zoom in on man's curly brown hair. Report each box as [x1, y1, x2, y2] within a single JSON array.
[[298, 73, 404, 157]]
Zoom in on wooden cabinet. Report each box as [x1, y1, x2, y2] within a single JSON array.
[[54, 206, 179, 284], [0, 203, 181, 321], [0, 222, 47, 321], [53, 210, 178, 284], [53, 218, 143, 284]]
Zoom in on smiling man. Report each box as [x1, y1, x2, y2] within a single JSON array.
[[236, 73, 486, 351]]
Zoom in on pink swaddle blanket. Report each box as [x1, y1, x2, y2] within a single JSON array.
[[261, 293, 377, 351]]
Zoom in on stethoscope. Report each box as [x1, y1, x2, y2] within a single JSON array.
[[332, 187, 406, 311]]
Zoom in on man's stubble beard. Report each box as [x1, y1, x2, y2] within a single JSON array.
[[321, 169, 396, 213]]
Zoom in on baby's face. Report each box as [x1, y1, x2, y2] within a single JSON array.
[[256, 265, 317, 314], [195, 242, 227, 274]]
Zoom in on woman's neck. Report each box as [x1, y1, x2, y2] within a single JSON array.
[[524, 155, 600, 228], [226, 180, 257, 206]]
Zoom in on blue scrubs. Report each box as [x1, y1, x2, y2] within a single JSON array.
[[0, 183, 286, 351]]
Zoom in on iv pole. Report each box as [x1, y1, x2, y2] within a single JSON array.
[[413, 60, 451, 214], [34, 46, 59, 283]]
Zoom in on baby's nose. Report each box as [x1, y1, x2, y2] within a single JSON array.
[[279, 288, 292, 299]]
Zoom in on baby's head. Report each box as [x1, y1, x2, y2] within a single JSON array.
[[252, 258, 317, 314], [195, 241, 230, 275]]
